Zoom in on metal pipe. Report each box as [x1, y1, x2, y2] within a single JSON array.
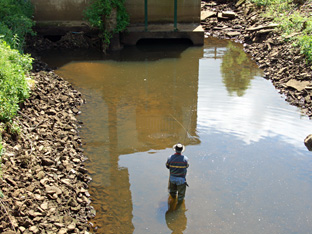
[[174, 0, 177, 31]]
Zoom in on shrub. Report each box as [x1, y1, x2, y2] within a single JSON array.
[[297, 35, 312, 62], [0, 40, 32, 122], [84, 0, 129, 48], [0, 0, 35, 52]]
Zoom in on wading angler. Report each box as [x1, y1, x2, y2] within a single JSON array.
[[166, 143, 189, 203]]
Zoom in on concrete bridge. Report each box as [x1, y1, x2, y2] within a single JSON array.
[[30, 0, 203, 46]]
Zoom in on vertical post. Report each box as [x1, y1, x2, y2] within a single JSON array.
[[174, 0, 178, 31], [145, 0, 148, 32]]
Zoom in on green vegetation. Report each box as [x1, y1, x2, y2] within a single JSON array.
[[0, 0, 35, 189], [0, 123, 3, 198], [0, 0, 34, 123], [0, 40, 33, 122], [0, 0, 35, 52], [0, 0, 34, 122], [249, 0, 312, 63], [84, 0, 129, 48]]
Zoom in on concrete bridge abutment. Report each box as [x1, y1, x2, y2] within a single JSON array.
[[30, 0, 203, 46]]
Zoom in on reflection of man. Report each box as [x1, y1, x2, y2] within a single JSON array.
[[166, 143, 189, 202], [165, 195, 187, 234]]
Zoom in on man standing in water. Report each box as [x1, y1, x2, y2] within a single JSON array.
[[166, 143, 189, 203]]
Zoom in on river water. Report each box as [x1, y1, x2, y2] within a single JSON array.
[[40, 37, 312, 234]]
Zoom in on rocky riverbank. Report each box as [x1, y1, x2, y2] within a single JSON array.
[[201, 0, 312, 117], [0, 60, 95, 233]]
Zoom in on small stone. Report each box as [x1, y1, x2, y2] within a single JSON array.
[[29, 210, 42, 217], [46, 185, 62, 195], [40, 177, 50, 186], [55, 223, 65, 228], [29, 225, 40, 233], [40, 202, 49, 210], [58, 228, 68, 234], [286, 80, 310, 91], [72, 158, 81, 163], [78, 167, 88, 174], [201, 10, 217, 21], [222, 11, 236, 19], [68, 222, 76, 231], [36, 171, 45, 180], [42, 157, 54, 166], [226, 32, 241, 37]]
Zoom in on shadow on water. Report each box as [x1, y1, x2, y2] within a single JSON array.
[[39, 38, 193, 68]]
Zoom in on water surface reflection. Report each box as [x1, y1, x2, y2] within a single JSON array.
[[40, 38, 312, 234]]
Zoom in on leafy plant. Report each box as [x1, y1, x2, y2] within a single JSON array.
[[0, 39, 32, 122], [84, 0, 129, 49], [7, 121, 21, 137], [297, 35, 312, 62], [0, 0, 35, 52]]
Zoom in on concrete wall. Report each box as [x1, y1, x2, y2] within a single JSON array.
[[125, 0, 201, 24], [30, 0, 89, 21], [31, 0, 200, 24]]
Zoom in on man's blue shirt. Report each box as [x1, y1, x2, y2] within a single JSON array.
[[166, 153, 189, 181]]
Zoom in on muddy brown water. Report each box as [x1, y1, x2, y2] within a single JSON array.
[[40, 37, 312, 234]]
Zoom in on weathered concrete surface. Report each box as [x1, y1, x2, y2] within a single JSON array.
[[125, 0, 201, 24], [123, 0, 203, 45], [31, 0, 89, 21], [30, 0, 203, 45], [30, 0, 93, 35], [31, 0, 201, 24]]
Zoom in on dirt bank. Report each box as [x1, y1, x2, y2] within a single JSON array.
[[201, 0, 312, 117], [0, 59, 95, 233]]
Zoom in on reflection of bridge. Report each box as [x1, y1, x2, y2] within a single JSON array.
[[54, 45, 202, 232], [30, 0, 204, 45]]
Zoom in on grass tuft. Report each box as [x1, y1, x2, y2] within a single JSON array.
[[249, 0, 312, 63]]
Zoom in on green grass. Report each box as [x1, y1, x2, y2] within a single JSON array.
[[249, 0, 312, 63]]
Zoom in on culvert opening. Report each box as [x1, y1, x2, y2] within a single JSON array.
[[44, 35, 63, 42], [136, 38, 193, 46]]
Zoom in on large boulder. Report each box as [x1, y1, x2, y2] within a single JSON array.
[[304, 134, 312, 151]]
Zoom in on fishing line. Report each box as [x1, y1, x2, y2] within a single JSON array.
[[169, 111, 195, 144]]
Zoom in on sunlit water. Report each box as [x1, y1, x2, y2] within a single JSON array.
[[40, 38, 312, 234]]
